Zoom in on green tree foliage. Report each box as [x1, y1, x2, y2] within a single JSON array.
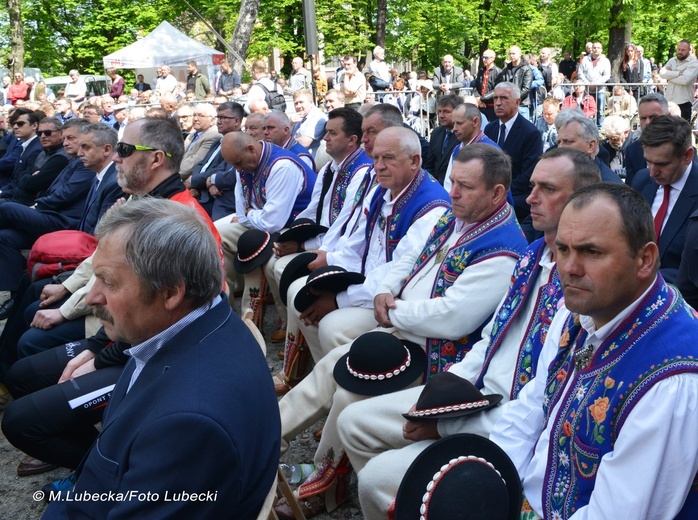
[[2, 0, 697, 77]]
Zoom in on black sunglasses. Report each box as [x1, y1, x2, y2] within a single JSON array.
[[11, 121, 27, 127], [37, 130, 56, 137], [116, 142, 172, 158]]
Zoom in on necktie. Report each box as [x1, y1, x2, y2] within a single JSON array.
[[481, 69, 489, 97], [442, 131, 452, 155], [497, 123, 506, 146], [653, 185, 671, 243], [316, 164, 335, 224], [186, 132, 200, 152]]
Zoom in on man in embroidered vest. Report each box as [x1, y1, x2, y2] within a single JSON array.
[[442, 102, 499, 192], [262, 110, 315, 171], [491, 182, 698, 520], [276, 123, 449, 394], [340, 147, 602, 519], [273, 144, 527, 519], [214, 132, 316, 318], [263, 107, 371, 343]]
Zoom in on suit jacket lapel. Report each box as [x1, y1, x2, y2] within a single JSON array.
[[660, 164, 698, 256]]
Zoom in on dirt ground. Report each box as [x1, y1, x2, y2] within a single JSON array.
[[0, 292, 363, 519]]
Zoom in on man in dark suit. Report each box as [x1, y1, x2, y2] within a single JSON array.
[[432, 55, 465, 98], [677, 209, 698, 308], [624, 93, 669, 186], [631, 115, 698, 284], [484, 82, 543, 222], [0, 108, 44, 202], [133, 74, 151, 93], [41, 197, 280, 519], [427, 94, 463, 185]]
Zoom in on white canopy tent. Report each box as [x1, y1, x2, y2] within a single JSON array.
[[102, 21, 225, 92]]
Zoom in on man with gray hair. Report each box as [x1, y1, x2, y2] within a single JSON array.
[[290, 57, 313, 93], [555, 108, 623, 184], [180, 102, 221, 180], [484, 82, 543, 223], [262, 110, 314, 169], [41, 197, 280, 519], [368, 46, 392, 92]]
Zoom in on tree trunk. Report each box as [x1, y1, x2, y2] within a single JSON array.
[[376, 0, 386, 47], [608, 0, 632, 81], [230, 0, 261, 75], [7, 0, 25, 73]]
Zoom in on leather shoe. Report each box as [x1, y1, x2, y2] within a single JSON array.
[[271, 327, 287, 343], [17, 456, 58, 477], [0, 298, 14, 320], [274, 494, 326, 520], [277, 350, 285, 360]]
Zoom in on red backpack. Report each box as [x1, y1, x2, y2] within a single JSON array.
[[27, 230, 98, 281]]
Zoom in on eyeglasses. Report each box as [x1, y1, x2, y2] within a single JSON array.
[[178, 114, 193, 119], [11, 121, 27, 127], [192, 114, 210, 119], [216, 115, 238, 121], [482, 55, 494, 60], [37, 130, 56, 137], [116, 142, 172, 158]]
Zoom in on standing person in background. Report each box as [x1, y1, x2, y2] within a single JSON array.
[[64, 71, 87, 103], [660, 39, 698, 122], [107, 69, 125, 100]]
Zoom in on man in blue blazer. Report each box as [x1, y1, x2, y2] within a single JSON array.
[[631, 115, 698, 284], [0, 108, 44, 200], [43, 197, 280, 519], [484, 82, 543, 222], [624, 93, 669, 186]]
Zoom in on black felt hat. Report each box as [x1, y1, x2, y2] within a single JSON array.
[[278, 251, 318, 306], [293, 265, 365, 312], [394, 433, 522, 520], [233, 229, 279, 274], [402, 371, 502, 422], [333, 331, 426, 396], [277, 218, 328, 244]]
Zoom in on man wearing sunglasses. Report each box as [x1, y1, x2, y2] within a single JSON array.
[[1, 118, 70, 206], [472, 50, 501, 122], [0, 108, 44, 201]]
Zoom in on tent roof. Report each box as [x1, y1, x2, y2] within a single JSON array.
[[103, 21, 224, 69]]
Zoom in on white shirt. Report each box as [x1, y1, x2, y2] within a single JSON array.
[[651, 162, 691, 234], [234, 152, 305, 233], [438, 246, 556, 437], [335, 184, 446, 308], [490, 280, 698, 520], [375, 218, 517, 347]]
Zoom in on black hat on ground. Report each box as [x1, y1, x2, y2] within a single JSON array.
[[293, 265, 365, 312], [277, 218, 328, 244], [394, 433, 522, 520], [334, 331, 426, 396], [402, 371, 502, 422], [233, 229, 279, 274], [278, 251, 318, 307]]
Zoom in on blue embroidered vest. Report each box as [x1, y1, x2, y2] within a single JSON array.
[[476, 238, 562, 398], [287, 139, 316, 172], [325, 147, 373, 227], [238, 142, 317, 225], [541, 277, 698, 519], [400, 205, 527, 375], [361, 168, 450, 272]]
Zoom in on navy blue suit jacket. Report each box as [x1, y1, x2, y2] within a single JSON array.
[[676, 209, 698, 309], [624, 140, 645, 186], [44, 298, 280, 520], [190, 139, 236, 220], [594, 157, 623, 184], [632, 161, 698, 283], [484, 114, 543, 217], [80, 163, 125, 234], [428, 125, 459, 185], [1, 137, 43, 200], [0, 135, 22, 183]]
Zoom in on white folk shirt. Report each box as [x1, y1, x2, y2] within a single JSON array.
[[437, 246, 556, 437], [490, 279, 698, 520], [374, 219, 517, 348]]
